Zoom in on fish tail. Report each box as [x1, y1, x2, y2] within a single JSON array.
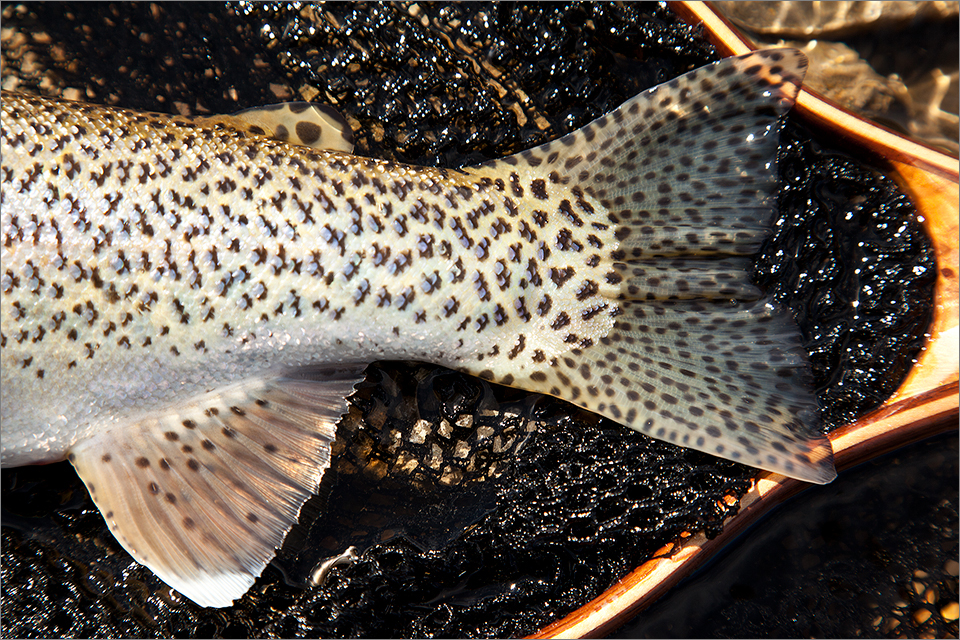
[[479, 49, 836, 483]]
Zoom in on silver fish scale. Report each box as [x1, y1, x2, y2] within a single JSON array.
[[0, 91, 617, 464]]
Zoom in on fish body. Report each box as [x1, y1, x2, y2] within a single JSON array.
[[1, 49, 834, 607], [0, 95, 595, 463]]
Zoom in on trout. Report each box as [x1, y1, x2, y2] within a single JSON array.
[[1, 49, 835, 608]]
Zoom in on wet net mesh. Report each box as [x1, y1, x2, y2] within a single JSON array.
[[0, 2, 945, 638], [616, 431, 959, 639]]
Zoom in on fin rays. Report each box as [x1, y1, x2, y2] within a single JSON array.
[[68, 366, 366, 608], [479, 49, 834, 483]]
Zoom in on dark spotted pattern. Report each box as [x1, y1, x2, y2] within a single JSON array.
[[2, 50, 831, 485], [472, 49, 831, 482], [209, 101, 355, 152], [61, 369, 353, 607], [2, 48, 831, 609], [3, 87, 616, 467]]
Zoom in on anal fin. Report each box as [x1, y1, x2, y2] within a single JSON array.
[[67, 365, 366, 608]]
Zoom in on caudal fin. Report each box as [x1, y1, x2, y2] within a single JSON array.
[[476, 49, 836, 483]]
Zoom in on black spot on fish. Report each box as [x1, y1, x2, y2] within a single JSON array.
[[530, 178, 548, 200], [296, 120, 321, 144]]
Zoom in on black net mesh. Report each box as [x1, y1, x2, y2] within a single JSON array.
[[0, 2, 945, 638], [616, 432, 959, 639], [756, 124, 938, 430]]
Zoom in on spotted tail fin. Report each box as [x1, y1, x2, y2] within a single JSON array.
[[482, 49, 835, 483]]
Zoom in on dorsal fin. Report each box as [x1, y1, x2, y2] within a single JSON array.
[[202, 102, 355, 152]]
